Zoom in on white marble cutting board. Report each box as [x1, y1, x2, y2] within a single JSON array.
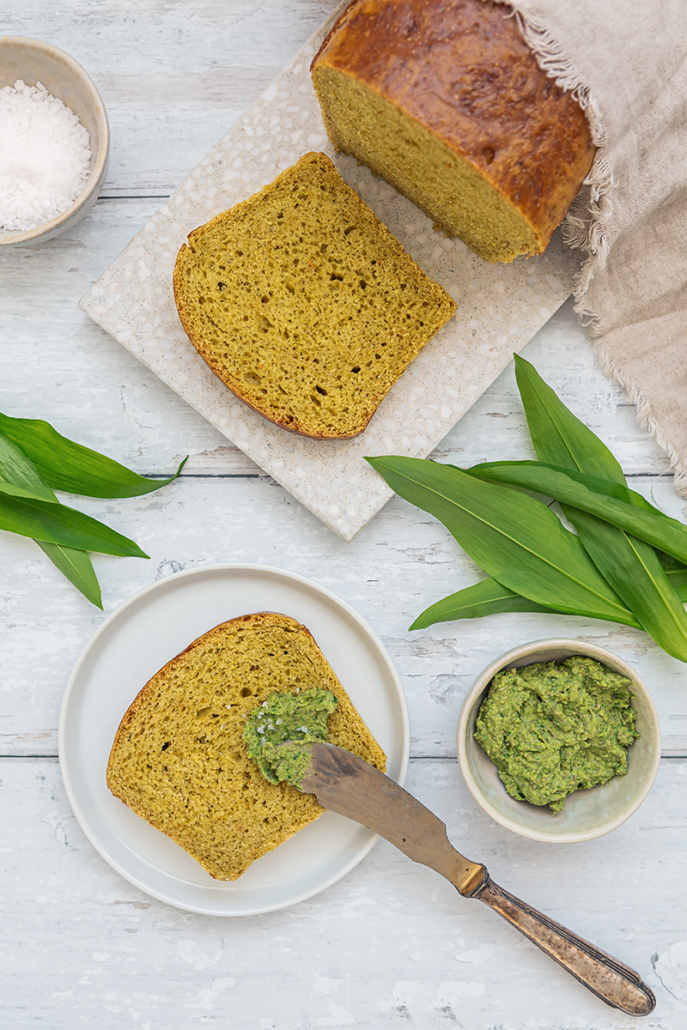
[[79, 0, 577, 540]]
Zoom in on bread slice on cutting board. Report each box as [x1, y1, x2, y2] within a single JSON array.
[[173, 151, 456, 438]]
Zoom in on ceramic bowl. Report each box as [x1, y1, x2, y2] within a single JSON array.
[[0, 36, 109, 246], [457, 639, 661, 843]]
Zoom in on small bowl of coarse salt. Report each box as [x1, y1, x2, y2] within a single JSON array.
[[0, 36, 109, 246]]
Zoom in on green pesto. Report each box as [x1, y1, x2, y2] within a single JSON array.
[[474, 656, 639, 813], [243, 688, 338, 787]]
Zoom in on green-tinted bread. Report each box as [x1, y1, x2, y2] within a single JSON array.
[[173, 152, 456, 438], [311, 0, 596, 263], [106, 612, 386, 881]]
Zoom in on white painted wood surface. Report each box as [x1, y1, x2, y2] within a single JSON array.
[[1, 2, 686, 1026]]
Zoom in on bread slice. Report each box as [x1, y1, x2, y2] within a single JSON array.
[[311, 0, 595, 263], [173, 152, 456, 438], [106, 612, 386, 881]]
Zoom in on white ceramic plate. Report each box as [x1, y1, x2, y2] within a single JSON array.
[[59, 564, 409, 915]]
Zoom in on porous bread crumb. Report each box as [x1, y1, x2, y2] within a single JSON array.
[[106, 612, 386, 881], [310, 0, 596, 263], [312, 65, 539, 263], [173, 152, 456, 438]]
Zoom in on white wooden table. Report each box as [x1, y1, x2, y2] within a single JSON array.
[[2, 3, 686, 1027]]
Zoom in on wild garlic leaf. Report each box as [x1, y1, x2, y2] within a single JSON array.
[[0, 432, 102, 607], [412, 569, 687, 630], [0, 411, 186, 498], [366, 455, 638, 627], [410, 578, 555, 630], [470, 459, 662, 512], [514, 355, 626, 482], [668, 568, 687, 597], [467, 460, 687, 568], [0, 482, 148, 558], [513, 356, 687, 661]]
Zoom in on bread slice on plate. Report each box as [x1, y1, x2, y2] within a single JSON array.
[[106, 612, 386, 881], [173, 151, 456, 438]]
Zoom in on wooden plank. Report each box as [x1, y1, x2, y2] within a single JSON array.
[[0, 0, 339, 192], [0, 197, 673, 479], [2, 0, 686, 1023], [2, 755, 684, 1028], [1, 473, 686, 757]]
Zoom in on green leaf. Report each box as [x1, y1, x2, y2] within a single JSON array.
[[410, 578, 554, 630], [0, 432, 102, 607], [468, 460, 687, 568], [0, 485, 148, 557], [366, 455, 638, 627], [470, 459, 664, 514], [668, 568, 687, 597], [34, 540, 102, 607], [0, 432, 55, 497], [658, 551, 687, 573], [513, 356, 626, 483], [561, 507, 687, 662], [0, 411, 187, 498], [0, 479, 65, 501], [413, 568, 687, 630], [513, 356, 687, 661], [412, 567, 687, 629]]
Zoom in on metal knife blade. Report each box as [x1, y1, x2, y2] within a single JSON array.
[[299, 741, 486, 896], [294, 741, 656, 1017]]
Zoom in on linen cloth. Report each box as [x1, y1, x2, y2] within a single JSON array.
[[494, 0, 687, 491]]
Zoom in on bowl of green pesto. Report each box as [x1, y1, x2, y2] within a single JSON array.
[[456, 639, 661, 843]]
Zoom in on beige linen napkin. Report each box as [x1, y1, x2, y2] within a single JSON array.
[[493, 0, 687, 490]]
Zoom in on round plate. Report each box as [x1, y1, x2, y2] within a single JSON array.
[[59, 564, 409, 915]]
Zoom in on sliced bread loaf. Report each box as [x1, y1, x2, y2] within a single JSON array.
[[311, 0, 596, 263], [106, 612, 386, 880], [173, 151, 456, 438]]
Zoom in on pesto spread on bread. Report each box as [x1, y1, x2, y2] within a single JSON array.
[[243, 688, 338, 787], [474, 656, 639, 812]]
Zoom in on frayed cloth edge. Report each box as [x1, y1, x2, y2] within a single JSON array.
[[593, 339, 687, 498], [487, 0, 687, 490], [492, 2, 613, 277]]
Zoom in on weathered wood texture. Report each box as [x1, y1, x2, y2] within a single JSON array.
[[0, 198, 673, 478], [2, 470, 687, 761], [2, 757, 686, 1028], [1, 0, 336, 194], [1, 1, 686, 1027]]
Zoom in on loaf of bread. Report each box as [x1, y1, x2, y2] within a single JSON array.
[[173, 151, 456, 438], [311, 0, 596, 263], [106, 612, 386, 881]]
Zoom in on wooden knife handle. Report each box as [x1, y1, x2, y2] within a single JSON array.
[[474, 875, 655, 1016]]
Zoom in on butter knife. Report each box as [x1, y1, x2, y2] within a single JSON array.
[[295, 741, 655, 1017]]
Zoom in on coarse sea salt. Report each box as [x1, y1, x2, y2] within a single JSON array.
[[0, 79, 92, 233]]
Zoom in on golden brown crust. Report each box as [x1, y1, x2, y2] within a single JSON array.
[[312, 0, 596, 248]]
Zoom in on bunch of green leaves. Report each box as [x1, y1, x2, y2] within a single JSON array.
[[367, 356, 687, 663], [0, 412, 186, 608]]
